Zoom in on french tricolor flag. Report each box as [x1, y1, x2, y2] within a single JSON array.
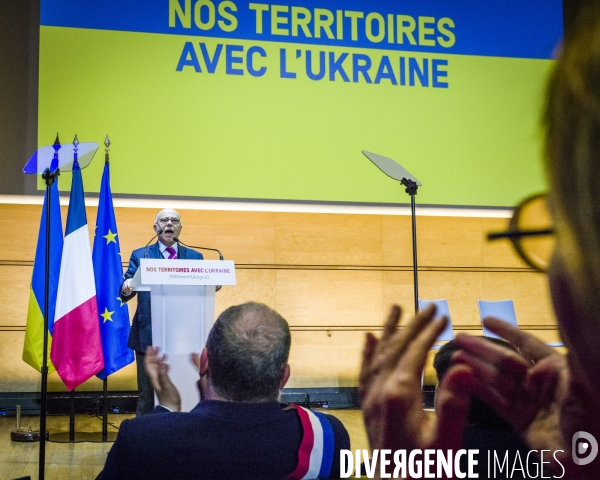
[[51, 160, 104, 390], [286, 404, 335, 480]]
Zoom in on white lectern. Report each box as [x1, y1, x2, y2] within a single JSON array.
[[131, 259, 236, 411]]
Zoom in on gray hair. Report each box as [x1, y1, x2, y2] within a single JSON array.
[[206, 302, 291, 402]]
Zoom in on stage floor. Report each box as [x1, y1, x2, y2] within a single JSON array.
[[0, 409, 370, 479]]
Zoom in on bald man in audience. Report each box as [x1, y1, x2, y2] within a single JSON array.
[[98, 302, 349, 480]]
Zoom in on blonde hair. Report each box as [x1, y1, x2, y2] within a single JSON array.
[[544, 8, 600, 325]]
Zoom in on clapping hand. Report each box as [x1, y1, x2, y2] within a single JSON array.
[[452, 318, 569, 470], [144, 346, 182, 412], [359, 305, 473, 463]]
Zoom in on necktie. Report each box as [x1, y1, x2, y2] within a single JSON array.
[[166, 246, 177, 259]]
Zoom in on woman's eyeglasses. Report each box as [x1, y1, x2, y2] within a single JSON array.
[[487, 193, 554, 272]]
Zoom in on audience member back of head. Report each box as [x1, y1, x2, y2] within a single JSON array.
[[97, 302, 349, 480]]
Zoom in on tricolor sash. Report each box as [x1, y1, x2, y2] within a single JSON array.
[[286, 404, 335, 480]]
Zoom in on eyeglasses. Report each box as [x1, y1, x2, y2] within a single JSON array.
[[157, 216, 181, 226], [487, 193, 554, 272]]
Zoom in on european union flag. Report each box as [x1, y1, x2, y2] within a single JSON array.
[[93, 162, 134, 379]]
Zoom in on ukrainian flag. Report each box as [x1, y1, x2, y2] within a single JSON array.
[[22, 180, 64, 372]]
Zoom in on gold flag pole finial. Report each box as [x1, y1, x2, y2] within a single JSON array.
[[104, 135, 110, 164]]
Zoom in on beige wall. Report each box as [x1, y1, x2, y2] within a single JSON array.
[[0, 203, 559, 393]]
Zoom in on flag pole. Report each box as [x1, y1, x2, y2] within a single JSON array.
[[64, 136, 80, 444], [102, 135, 110, 442], [38, 134, 61, 480], [92, 133, 133, 442], [69, 390, 75, 442], [102, 379, 108, 441]]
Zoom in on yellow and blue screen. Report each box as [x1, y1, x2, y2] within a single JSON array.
[[38, 0, 563, 206]]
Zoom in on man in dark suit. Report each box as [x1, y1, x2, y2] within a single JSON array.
[[120, 208, 203, 415], [97, 302, 350, 480]]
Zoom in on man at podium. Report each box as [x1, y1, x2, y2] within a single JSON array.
[[120, 208, 203, 415]]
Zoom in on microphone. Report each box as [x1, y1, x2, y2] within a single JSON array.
[[144, 229, 163, 258], [174, 237, 224, 260]]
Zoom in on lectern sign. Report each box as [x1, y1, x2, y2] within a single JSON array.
[[139, 259, 236, 286]]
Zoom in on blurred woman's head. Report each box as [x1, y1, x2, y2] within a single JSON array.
[[544, 8, 600, 399]]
